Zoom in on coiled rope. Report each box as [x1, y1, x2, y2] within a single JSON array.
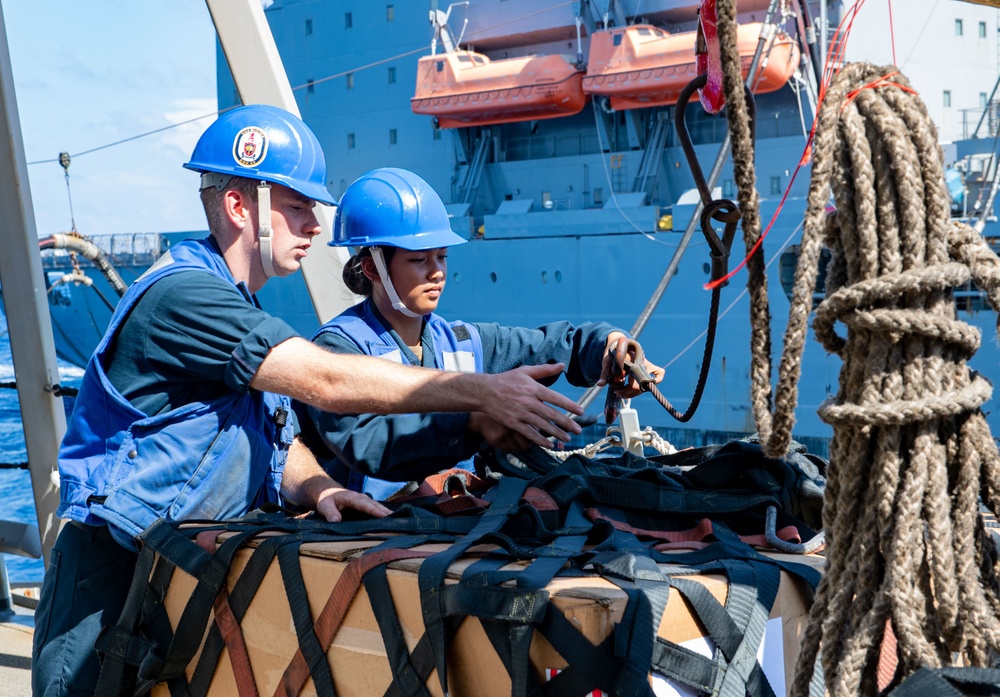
[[713, 2, 1000, 693], [787, 62, 1000, 695]]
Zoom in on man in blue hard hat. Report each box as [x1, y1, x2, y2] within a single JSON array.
[[31, 105, 585, 697], [296, 167, 664, 500]]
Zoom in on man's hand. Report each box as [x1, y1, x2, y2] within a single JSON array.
[[596, 333, 665, 399], [282, 437, 391, 519], [315, 486, 391, 522], [467, 411, 534, 453], [478, 364, 582, 447]]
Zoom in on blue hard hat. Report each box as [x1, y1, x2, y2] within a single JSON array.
[[330, 168, 466, 249], [184, 104, 336, 205]]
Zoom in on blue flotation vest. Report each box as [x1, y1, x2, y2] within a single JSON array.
[[57, 237, 294, 550], [314, 299, 483, 499]]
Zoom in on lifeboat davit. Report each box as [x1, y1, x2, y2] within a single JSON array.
[[583, 23, 800, 111], [411, 51, 587, 129]]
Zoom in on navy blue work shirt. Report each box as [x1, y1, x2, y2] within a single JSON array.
[[104, 269, 300, 418]]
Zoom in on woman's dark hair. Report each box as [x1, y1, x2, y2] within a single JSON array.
[[343, 246, 396, 296]]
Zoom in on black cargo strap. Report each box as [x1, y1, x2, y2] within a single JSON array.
[[653, 537, 824, 697], [418, 475, 531, 696], [95, 521, 266, 697], [108, 523, 816, 697], [99, 438, 828, 697], [887, 667, 1000, 696], [97, 512, 477, 697], [534, 458, 782, 519], [185, 533, 299, 697], [277, 540, 337, 697], [93, 532, 157, 697]]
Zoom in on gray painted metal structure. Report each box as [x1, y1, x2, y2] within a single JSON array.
[[0, 0, 66, 568], [205, 0, 356, 325]]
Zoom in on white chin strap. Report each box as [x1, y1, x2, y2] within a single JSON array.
[[370, 247, 421, 318], [257, 181, 277, 279]]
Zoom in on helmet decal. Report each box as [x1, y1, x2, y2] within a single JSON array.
[[233, 126, 269, 168], [186, 105, 335, 205]]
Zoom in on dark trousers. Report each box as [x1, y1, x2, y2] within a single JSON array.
[[31, 521, 138, 697]]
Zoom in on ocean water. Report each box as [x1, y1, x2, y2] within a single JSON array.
[[0, 312, 84, 584]]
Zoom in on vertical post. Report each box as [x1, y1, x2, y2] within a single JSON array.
[[0, 1, 67, 568], [204, 0, 356, 325], [818, 0, 828, 79], [0, 556, 12, 616]]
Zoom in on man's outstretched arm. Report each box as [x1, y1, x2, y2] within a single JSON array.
[[252, 338, 583, 447]]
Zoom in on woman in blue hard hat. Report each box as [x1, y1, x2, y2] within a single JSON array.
[[297, 167, 664, 500]]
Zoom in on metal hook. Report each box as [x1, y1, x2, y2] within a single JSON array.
[[674, 73, 757, 287], [764, 505, 825, 554]]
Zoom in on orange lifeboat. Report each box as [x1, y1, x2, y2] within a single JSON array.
[[582, 23, 800, 111], [411, 51, 587, 129]]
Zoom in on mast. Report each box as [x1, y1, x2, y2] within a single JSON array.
[[204, 0, 356, 324], [0, 0, 66, 567]]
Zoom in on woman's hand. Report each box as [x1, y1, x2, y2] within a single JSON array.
[[596, 332, 665, 399]]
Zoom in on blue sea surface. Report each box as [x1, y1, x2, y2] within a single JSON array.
[[0, 312, 84, 584]]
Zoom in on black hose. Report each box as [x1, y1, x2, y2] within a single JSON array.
[[39, 233, 127, 297]]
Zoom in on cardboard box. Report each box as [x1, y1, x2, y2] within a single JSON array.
[[151, 538, 822, 697]]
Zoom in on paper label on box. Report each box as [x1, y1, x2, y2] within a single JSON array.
[[544, 669, 608, 696]]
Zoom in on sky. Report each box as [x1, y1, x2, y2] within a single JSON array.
[[3, 0, 218, 238]]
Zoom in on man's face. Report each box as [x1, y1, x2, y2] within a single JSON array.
[[264, 184, 321, 277]]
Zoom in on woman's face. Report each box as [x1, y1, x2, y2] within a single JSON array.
[[386, 246, 448, 315]]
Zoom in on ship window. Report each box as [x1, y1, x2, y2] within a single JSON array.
[[347, 133, 355, 149], [594, 187, 604, 205], [723, 179, 735, 198], [388, 67, 396, 84], [779, 244, 831, 306], [389, 128, 398, 145], [436, 60, 444, 72], [387, 4, 395, 21], [981, 21, 988, 38], [433, 123, 442, 140], [955, 19, 963, 36], [345, 12, 352, 29], [981, 92, 988, 108], [770, 176, 781, 195], [457, 54, 472, 63], [613, 34, 623, 46], [347, 72, 355, 89], [637, 27, 650, 36], [305, 18, 313, 36], [307, 79, 315, 94], [944, 90, 952, 107]]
